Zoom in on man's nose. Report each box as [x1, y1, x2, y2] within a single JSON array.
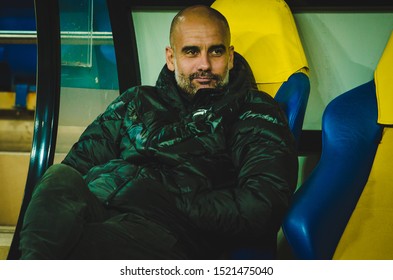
[[197, 52, 211, 71]]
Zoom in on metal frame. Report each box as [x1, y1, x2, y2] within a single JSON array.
[[7, 0, 61, 259]]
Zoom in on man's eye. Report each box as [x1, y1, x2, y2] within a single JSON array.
[[185, 49, 198, 56], [211, 48, 224, 56]]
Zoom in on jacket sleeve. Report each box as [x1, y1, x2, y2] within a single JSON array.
[[62, 90, 133, 175], [187, 94, 298, 239]]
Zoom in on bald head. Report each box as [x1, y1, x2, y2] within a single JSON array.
[[169, 5, 231, 48]]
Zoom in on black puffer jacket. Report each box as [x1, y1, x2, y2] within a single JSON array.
[[62, 53, 298, 257]]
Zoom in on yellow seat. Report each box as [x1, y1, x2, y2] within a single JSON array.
[[212, 0, 310, 144], [211, 0, 309, 97]]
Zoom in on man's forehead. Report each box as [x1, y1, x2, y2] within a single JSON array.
[[173, 18, 229, 45]]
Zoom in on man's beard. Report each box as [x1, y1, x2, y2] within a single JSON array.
[[174, 67, 229, 96]]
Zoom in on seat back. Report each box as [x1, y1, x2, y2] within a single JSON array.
[[282, 30, 393, 260], [211, 0, 310, 144], [282, 80, 382, 259], [332, 31, 393, 259]]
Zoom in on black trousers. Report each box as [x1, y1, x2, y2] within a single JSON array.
[[19, 164, 189, 260]]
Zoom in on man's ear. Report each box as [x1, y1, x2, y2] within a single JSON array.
[[165, 46, 175, 71], [228, 46, 235, 70]]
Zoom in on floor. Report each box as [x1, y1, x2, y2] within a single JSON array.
[[0, 226, 14, 260]]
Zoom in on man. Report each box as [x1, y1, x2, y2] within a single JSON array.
[[19, 5, 298, 259]]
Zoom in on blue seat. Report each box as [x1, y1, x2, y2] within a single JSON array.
[[282, 80, 383, 259], [274, 72, 310, 144]]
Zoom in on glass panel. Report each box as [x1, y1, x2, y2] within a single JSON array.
[[0, 1, 36, 230], [59, 0, 93, 67], [56, 0, 119, 158]]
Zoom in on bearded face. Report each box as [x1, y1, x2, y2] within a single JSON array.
[[165, 13, 234, 96], [173, 60, 230, 95]]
